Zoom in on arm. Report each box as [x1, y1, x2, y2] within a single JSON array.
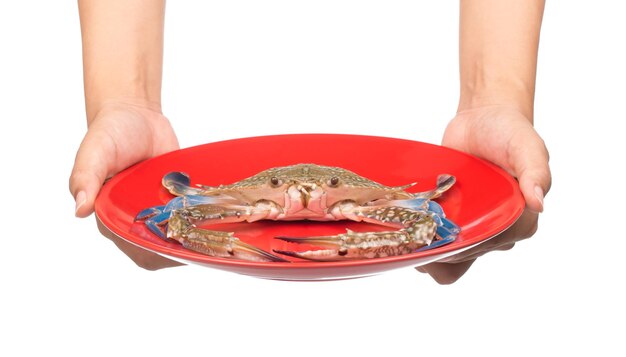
[[458, 0, 545, 120], [420, 0, 551, 284], [79, 0, 165, 120], [71, 0, 178, 218], [453, 0, 550, 212], [71, 0, 180, 269]]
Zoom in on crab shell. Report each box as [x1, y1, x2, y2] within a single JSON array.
[[166, 163, 417, 220]]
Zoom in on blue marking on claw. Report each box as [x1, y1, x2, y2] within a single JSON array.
[[164, 195, 236, 211], [416, 236, 456, 252], [135, 205, 166, 221], [390, 198, 459, 252], [142, 210, 171, 240], [162, 171, 204, 196], [427, 201, 444, 216], [416, 215, 459, 252], [186, 195, 234, 205], [136, 195, 235, 242], [440, 215, 460, 234], [164, 196, 185, 211], [163, 171, 191, 187], [388, 198, 429, 211], [436, 225, 456, 240], [431, 213, 443, 226], [136, 204, 172, 241]]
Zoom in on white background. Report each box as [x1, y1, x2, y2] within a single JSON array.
[[1, 1, 624, 356]]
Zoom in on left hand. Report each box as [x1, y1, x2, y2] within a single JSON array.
[[417, 105, 551, 284]]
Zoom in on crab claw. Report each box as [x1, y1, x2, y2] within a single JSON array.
[[163, 172, 205, 196], [135, 205, 169, 239], [179, 232, 289, 262], [273, 229, 427, 261], [411, 174, 456, 200], [227, 239, 290, 263], [274, 235, 346, 261], [135, 205, 166, 221]]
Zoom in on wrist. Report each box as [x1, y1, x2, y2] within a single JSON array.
[[86, 96, 162, 124], [458, 79, 535, 120], [83, 60, 163, 121]]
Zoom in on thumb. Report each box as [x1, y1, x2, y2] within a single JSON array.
[[69, 130, 115, 218], [509, 130, 552, 213]]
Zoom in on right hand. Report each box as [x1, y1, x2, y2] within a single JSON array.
[[70, 100, 182, 270]]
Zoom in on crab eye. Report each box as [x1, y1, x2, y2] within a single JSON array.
[[270, 177, 283, 187], [328, 176, 340, 187]]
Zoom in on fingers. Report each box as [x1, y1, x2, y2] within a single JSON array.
[[417, 209, 538, 283], [444, 107, 552, 213], [415, 259, 476, 285], [508, 130, 552, 213], [69, 106, 179, 218], [440, 210, 538, 263], [97, 218, 184, 270], [69, 129, 115, 217], [431, 108, 549, 284]]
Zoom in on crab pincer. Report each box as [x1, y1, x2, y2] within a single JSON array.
[[272, 202, 460, 261], [135, 195, 288, 262], [273, 230, 419, 261]]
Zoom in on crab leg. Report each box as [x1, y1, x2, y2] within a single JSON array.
[[136, 198, 288, 262], [274, 206, 442, 261], [410, 174, 456, 199], [136, 196, 238, 238]]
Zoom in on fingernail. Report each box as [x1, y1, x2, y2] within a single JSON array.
[[534, 186, 544, 211], [75, 190, 87, 215]]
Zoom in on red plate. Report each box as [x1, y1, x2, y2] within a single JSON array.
[[95, 134, 524, 280]]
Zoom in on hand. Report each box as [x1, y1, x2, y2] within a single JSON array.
[[70, 100, 179, 216], [97, 217, 183, 270], [417, 105, 551, 284], [70, 100, 182, 269]]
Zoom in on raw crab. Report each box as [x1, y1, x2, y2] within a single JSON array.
[[135, 164, 459, 262]]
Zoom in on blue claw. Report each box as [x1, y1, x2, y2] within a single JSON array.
[[135, 205, 166, 221], [163, 171, 191, 187], [427, 201, 444, 216], [162, 172, 204, 196], [416, 235, 456, 252], [185, 195, 236, 205], [137, 195, 236, 241], [163, 196, 186, 211], [440, 215, 460, 234], [142, 210, 171, 240], [388, 198, 429, 210], [163, 195, 236, 212], [383, 198, 459, 251], [417, 216, 459, 252], [136, 204, 172, 241], [435, 224, 456, 240]]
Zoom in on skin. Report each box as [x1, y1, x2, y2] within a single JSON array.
[[70, 0, 551, 280], [71, 0, 178, 218], [416, 0, 552, 284]]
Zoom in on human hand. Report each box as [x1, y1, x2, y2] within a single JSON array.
[[96, 217, 183, 270], [417, 105, 551, 284], [70, 100, 182, 269], [70, 100, 179, 216]]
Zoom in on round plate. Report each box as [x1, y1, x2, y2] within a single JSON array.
[[95, 134, 524, 280]]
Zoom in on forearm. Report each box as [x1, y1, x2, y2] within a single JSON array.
[[458, 0, 545, 120], [78, 0, 165, 122]]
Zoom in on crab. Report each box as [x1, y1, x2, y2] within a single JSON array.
[[135, 164, 460, 262]]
